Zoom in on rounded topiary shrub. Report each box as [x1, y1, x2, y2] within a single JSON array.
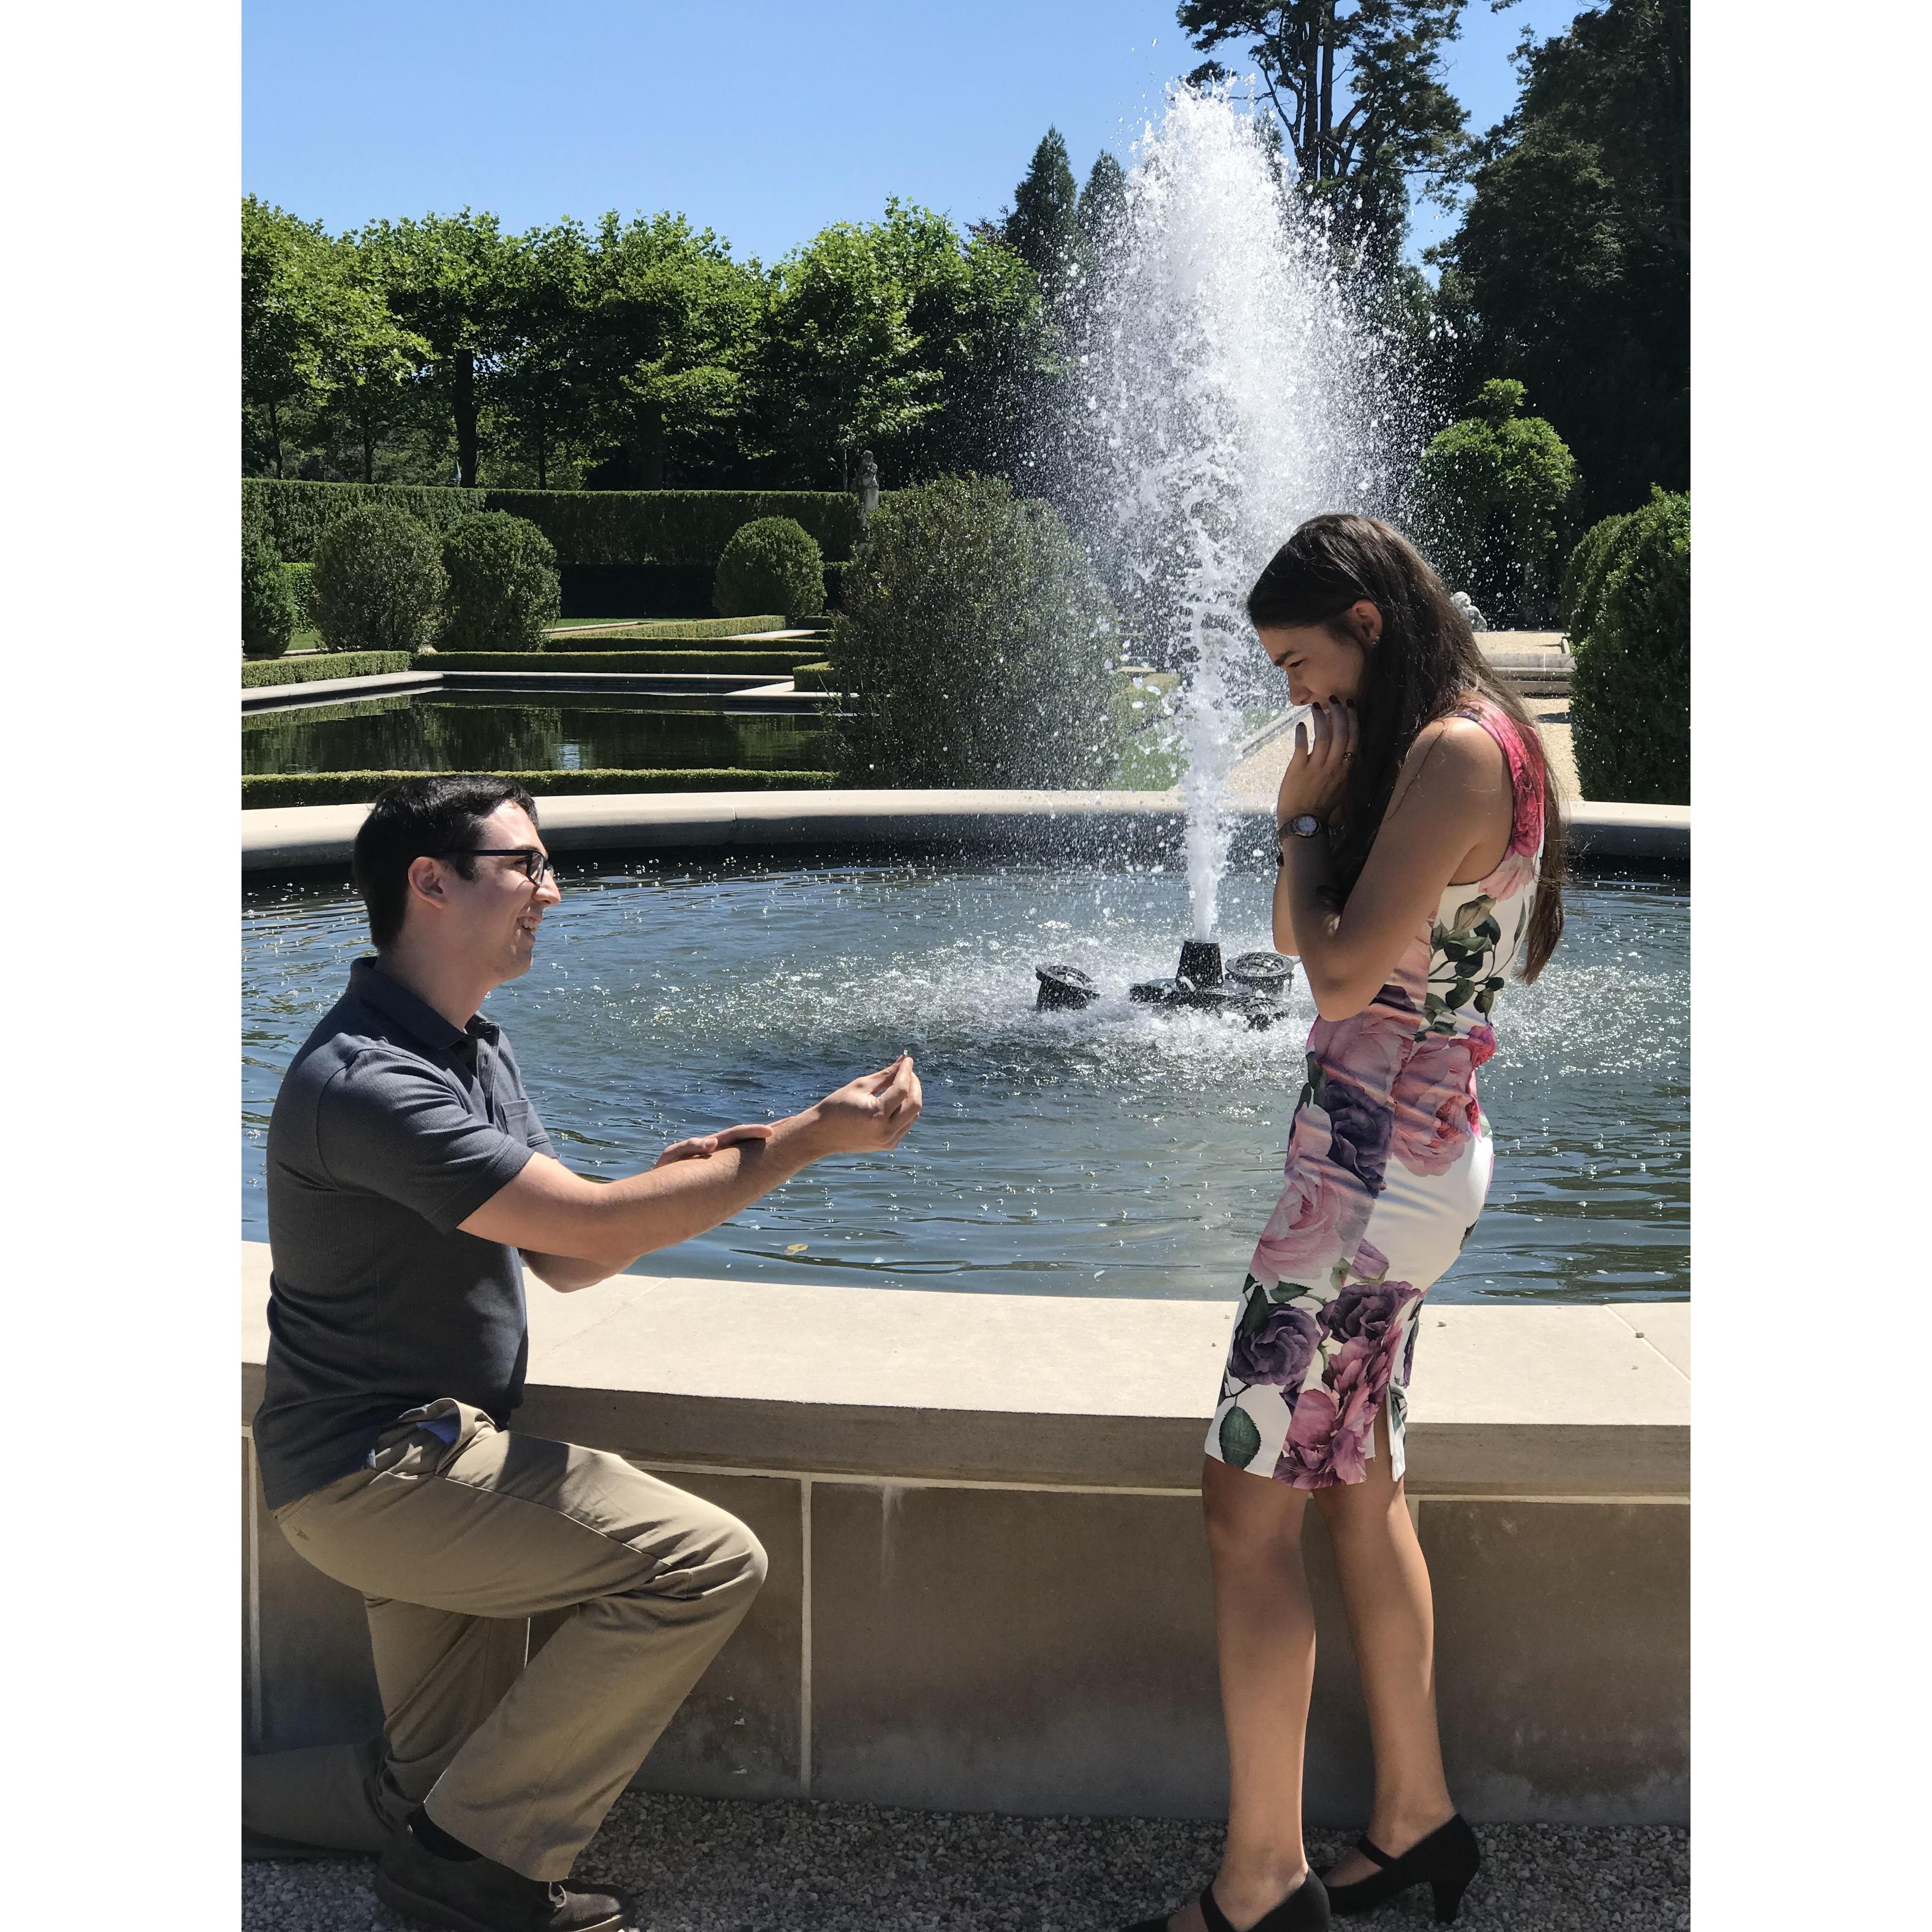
[[242, 532, 296, 657], [1569, 487, 1689, 805], [832, 475, 1122, 788], [311, 503, 447, 655], [713, 517, 825, 623], [1413, 378, 1577, 626], [1560, 511, 1628, 638], [438, 512, 563, 652]]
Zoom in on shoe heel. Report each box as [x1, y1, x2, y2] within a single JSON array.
[[1430, 1875, 1468, 1924]]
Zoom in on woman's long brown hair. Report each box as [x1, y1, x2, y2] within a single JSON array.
[[1246, 513, 1565, 982]]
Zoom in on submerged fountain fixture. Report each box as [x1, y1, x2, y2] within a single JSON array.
[[1035, 942, 1294, 1028]]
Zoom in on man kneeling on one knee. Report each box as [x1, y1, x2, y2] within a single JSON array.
[[244, 775, 922, 1932]]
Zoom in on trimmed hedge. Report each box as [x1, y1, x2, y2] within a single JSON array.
[[242, 651, 415, 688], [544, 616, 788, 644], [483, 490, 866, 566], [792, 660, 839, 692], [558, 563, 717, 619], [244, 480, 490, 563], [243, 769, 839, 810], [244, 480, 870, 566], [425, 650, 823, 676], [1568, 487, 1690, 805]]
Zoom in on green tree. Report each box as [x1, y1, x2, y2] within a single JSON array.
[[362, 210, 518, 486], [1412, 378, 1576, 623], [1076, 151, 1130, 271], [833, 475, 1122, 787], [1178, 1, 1470, 267], [490, 220, 598, 489], [751, 203, 955, 487], [312, 236, 431, 483], [574, 213, 764, 487], [242, 198, 333, 476], [1434, 0, 1688, 520], [1002, 128, 1084, 307]]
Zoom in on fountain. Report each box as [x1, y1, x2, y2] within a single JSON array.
[[1035, 85, 1419, 1009]]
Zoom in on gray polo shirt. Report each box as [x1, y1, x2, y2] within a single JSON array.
[[253, 957, 554, 1510]]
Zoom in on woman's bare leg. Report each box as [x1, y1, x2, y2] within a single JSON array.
[[1165, 1456, 1319, 1932], [1313, 1406, 1456, 1886]]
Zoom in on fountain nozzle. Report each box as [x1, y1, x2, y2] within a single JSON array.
[[1177, 939, 1223, 987]]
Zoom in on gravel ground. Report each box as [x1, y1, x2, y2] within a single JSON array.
[[242, 1791, 1688, 1932]]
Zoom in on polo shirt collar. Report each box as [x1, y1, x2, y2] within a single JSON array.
[[349, 958, 499, 1057]]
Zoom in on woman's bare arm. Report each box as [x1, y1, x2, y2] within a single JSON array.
[[1274, 709, 1511, 1019]]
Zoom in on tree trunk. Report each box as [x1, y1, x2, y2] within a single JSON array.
[[1319, 6, 1336, 182], [362, 410, 376, 483], [452, 350, 479, 487], [269, 402, 283, 478]]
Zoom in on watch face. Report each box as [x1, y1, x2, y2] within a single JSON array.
[[1290, 814, 1322, 837]]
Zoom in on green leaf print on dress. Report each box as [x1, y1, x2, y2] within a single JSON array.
[[1424, 894, 1505, 1038], [1218, 1404, 1263, 1469]]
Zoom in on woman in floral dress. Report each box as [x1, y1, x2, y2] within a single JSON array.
[[1127, 517, 1566, 1932]]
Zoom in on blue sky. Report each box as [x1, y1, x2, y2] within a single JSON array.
[[243, 0, 1585, 267]]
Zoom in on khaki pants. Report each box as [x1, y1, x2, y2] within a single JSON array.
[[247, 1400, 766, 1881]]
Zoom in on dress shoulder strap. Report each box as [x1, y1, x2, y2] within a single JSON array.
[[1455, 696, 1547, 857]]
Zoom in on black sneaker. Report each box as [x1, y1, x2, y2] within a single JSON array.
[[373, 1830, 631, 1932]]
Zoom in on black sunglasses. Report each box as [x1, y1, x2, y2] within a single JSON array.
[[436, 846, 557, 885]]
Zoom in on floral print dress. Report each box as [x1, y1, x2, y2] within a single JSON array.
[[1207, 700, 1546, 1489]]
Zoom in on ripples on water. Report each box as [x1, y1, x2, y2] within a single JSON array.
[[242, 859, 1687, 1305]]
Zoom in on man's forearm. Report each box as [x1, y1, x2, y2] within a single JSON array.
[[465, 1109, 830, 1271]]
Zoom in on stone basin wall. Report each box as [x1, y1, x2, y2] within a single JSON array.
[[241, 1242, 1688, 1826]]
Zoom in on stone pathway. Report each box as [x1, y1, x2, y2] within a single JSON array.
[[243, 1792, 1688, 1931]]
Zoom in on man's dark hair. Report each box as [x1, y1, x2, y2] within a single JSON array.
[[352, 774, 541, 951]]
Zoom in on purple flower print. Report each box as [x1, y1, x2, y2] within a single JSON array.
[[1228, 1299, 1322, 1391], [1320, 1073, 1394, 1194], [1324, 1274, 1422, 1349]]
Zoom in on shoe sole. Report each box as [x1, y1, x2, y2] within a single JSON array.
[[372, 1867, 627, 1932]]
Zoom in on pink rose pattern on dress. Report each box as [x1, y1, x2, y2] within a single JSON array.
[[1208, 699, 1543, 1490], [1391, 1024, 1496, 1177]]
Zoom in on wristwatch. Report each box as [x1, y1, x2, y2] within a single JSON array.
[[1278, 814, 1325, 840]]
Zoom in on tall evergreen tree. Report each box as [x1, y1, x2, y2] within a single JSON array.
[[1003, 128, 1083, 307], [1076, 151, 1129, 254]]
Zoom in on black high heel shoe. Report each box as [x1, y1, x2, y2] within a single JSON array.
[[1124, 1868, 1330, 1932], [1324, 1813, 1481, 1923]]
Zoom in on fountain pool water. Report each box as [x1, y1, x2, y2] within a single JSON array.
[[242, 857, 1687, 1306]]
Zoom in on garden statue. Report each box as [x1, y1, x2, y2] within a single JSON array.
[[857, 449, 880, 526], [1452, 589, 1488, 632]]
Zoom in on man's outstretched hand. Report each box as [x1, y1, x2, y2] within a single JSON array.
[[653, 1054, 921, 1168], [805, 1053, 923, 1156]]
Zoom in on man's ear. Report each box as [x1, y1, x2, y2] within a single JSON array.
[[405, 854, 451, 914]]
